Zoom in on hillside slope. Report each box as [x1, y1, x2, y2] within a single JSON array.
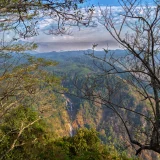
[[35, 50, 158, 160]]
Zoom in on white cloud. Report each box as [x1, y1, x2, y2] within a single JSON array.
[[24, 5, 157, 52], [24, 6, 122, 51]]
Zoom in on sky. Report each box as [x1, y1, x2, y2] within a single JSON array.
[[26, 0, 156, 52], [89, 0, 154, 6], [88, 0, 122, 6]]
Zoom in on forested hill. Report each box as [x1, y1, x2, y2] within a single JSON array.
[[1, 0, 160, 159], [0, 48, 143, 160], [33, 50, 158, 160], [0, 49, 158, 159]]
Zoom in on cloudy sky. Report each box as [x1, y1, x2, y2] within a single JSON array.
[[89, 0, 154, 5], [27, 0, 155, 52]]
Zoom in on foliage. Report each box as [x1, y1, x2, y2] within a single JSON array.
[[0, 106, 46, 160], [53, 128, 138, 160], [0, 51, 63, 118], [0, 107, 138, 160], [0, 0, 94, 39], [35, 50, 158, 158], [0, 35, 65, 160]]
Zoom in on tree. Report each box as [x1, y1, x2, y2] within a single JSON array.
[[0, 0, 94, 158], [53, 128, 137, 160], [0, 106, 47, 160], [76, 0, 160, 155], [0, 0, 94, 116], [0, 0, 94, 39], [0, 49, 65, 159]]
